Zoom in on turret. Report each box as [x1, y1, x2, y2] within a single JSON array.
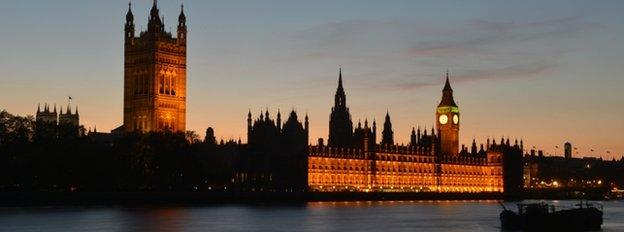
[[471, 139, 478, 155], [125, 2, 135, 42], [410, 127, 417, 146], [417, 126, 421, 144], [372, 119, 377, 144], [148, 0, 163, 33], [381, 111, 394, 146], [177, 3, 187, 45], [304, 113, 309, 132]]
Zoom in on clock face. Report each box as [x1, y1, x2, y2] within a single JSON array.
[[453, 114, 459, 124], [439, 115, 448, 125]]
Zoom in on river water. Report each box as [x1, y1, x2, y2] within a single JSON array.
[[0, 200, 622, 231]]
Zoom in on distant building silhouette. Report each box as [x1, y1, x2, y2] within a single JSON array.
[[232, 110, 309, 191], [35, 103, 80, 139], [122, 1, 187, 133], [565, 142, 572, 159], [36, 103, 79, 127], [205, 127, 216, 145]]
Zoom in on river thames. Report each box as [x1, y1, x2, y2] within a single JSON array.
[[0, 200, 622, 231]]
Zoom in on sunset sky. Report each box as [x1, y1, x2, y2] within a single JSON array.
[[1, 0, 623, 158]]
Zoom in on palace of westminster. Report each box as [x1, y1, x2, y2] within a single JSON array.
[[36, 2, 525, 193]]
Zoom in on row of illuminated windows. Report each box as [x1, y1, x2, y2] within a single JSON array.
[[311, 164, 440, 174], [439, 179, 501, 187], [310, 165, 368, 171], [309, 174, 367, 185], [377, 155, 434, 163]]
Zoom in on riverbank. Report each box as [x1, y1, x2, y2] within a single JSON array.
[[0, 192, 504, 207], [0, 189, 611, 207]]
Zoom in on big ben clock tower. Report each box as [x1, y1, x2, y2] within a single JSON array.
[[436, 72, 460, 156]]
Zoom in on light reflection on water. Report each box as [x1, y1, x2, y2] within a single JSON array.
[[0, 200, 622, 232]]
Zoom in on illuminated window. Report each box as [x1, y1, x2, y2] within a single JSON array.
[[171, 76, 176, 95], [159, 76, 165, 94], [165, 75, 170, 95]]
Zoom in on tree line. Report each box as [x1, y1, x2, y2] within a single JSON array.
[[0, 109, 238, 192]]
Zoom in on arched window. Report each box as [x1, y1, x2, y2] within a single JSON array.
[[158, 75, 165, 94], [165, 74, 171, 95], [171, 74, 176, 95]]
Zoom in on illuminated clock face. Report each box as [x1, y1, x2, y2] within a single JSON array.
[[453, 115, 459, 124], [439, 115, 449, 124]]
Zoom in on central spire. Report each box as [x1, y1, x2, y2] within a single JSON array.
[[334, 67, 346, 109], [338, 67, 343, 91]]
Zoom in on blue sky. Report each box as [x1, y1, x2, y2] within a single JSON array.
[[1, 0, 623, 158]]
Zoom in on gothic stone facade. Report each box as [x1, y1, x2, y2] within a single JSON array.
[[123, 1, 187, 132], [310, 70, 504, 193], [308, 145, 503, 192]]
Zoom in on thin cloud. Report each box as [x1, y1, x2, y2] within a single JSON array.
[[388, 62, 557, 91], [409, 16, 601, 57]]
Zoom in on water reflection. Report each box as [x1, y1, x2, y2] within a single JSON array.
[[115, 207, 190, 232], [0, 200, 622, 232]]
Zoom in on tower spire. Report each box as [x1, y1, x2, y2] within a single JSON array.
[[338, 66, 343, 90], [438, 70, 457, 107], [334, 67, 346, 109], [381, 111, 394, 146], [305, 113, 309, 132], [148, 0, 162, 31], [179, 2, 186, 25], [443, 69, 452, 92], [126, 1, 134, 21]]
